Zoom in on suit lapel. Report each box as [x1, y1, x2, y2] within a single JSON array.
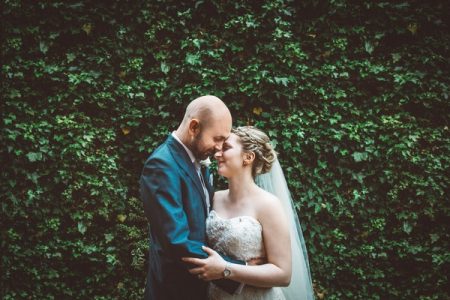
[[202, 166, 214, 209], [166, 135, 208, 215]]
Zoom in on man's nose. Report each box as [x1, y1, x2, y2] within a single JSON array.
[[215, 142, 224, 151], [214, 150, 222, 159]]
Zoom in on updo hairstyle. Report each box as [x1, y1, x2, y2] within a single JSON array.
[[231, 126, 277, 177]]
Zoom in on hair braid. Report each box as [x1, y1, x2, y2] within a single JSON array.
[[231, 126, 277, 177]]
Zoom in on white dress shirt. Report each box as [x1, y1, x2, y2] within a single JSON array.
[[171, 132, 210, 211]]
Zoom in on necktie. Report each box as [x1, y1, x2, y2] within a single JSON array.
[[195, 162, 210, 212]]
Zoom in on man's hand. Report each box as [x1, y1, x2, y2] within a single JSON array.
[[246, 256, 267, 266], [182, 246, 227, 281]]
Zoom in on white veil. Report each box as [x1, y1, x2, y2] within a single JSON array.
[[255, 159, 315, 300]]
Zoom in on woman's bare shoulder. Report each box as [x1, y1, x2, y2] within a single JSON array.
[[255, 186, 279, 205], [254, 187, 285, 220]]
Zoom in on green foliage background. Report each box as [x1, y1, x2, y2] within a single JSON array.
[[2, 0, 449, 299]]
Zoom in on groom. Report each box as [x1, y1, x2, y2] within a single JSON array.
[[140, 95, 242, 300]]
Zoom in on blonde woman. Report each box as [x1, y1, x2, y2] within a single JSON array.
[[183, 126, 314, 300]]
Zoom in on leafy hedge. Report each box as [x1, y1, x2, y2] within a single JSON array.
[[2, 0, 449, 299]]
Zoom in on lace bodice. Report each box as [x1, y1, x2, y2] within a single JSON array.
[[206, 210, 265, 261], [206, 210, 285, 300]]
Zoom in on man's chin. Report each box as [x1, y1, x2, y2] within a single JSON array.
[[199, 151, 215, 161]]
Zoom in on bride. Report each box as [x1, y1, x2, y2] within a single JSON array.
[[183, 126, 314, 300]]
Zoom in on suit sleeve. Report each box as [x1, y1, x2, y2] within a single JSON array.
[[141, 158, 244, 294], [140, 159, 207, 265]]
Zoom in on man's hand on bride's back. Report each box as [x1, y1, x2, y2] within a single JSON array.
[[246, 256, 267, 266], [182, 246, 226, 281]]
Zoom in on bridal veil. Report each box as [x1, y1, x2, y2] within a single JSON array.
[[255, 159, 315, 300]]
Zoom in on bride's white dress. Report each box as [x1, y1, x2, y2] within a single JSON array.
[[206, 210, 285, 300]]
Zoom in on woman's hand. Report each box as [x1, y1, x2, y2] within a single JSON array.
[[182, 246, 227, 281]]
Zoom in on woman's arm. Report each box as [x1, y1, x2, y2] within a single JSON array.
[[182, 195, 292, 287]]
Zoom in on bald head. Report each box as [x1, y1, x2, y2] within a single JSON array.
[[176, 95, 232, 160], [181, 95, 231, 127]]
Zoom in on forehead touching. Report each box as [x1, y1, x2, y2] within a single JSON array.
[[204, 116, 231, 139], [224, 133, 241, 147]]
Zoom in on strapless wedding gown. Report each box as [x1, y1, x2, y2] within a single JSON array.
[[206, 210, 285, 300]]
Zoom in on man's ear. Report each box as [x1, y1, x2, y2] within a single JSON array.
[[188, 119, 201, 136]]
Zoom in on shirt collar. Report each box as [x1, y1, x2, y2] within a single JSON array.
[[172, 131, 197, 166]]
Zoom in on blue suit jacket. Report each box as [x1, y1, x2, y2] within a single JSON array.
[[140, 135, 241, 300]]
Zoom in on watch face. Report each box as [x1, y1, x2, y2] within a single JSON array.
[[223, 269, 231, 277]]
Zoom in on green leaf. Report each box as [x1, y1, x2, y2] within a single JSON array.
[[364, 41, 374, 54], [39, 41, 49, 54], [403, 222, 412, 234], [185, 53, 201, 65], [78, 222, 87, 235], [274, 77, 289, 86], [352, 151, 368, 162], [66, 53, 76, 63], [161, 62, 170, 74], [26, 152, 43, 162]]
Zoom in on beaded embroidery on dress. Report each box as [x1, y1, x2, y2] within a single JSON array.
[[206, 210, 285, 300]]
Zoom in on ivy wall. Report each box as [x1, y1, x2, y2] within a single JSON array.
[[2, 1, 449, 299]]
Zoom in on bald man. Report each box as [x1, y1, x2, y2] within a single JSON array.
[[140, 96, 243, 300]]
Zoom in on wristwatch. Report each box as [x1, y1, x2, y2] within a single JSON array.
[[223, 263, 231, 278]]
